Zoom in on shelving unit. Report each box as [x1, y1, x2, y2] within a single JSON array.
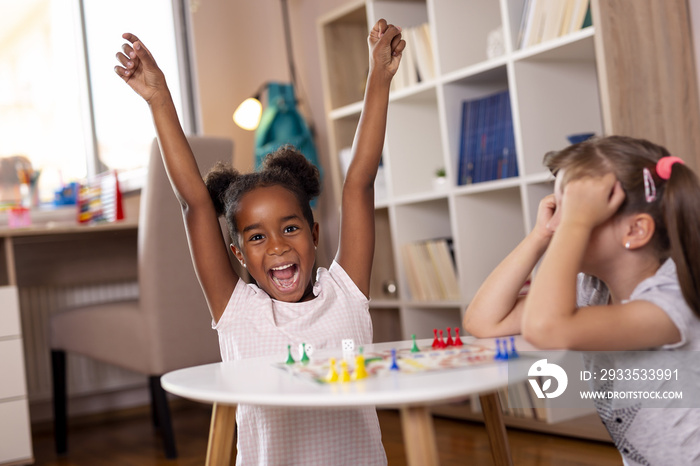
[[317, 0, 700, 439]]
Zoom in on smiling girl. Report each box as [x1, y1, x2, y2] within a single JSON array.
[[115, 18, 404, 466]]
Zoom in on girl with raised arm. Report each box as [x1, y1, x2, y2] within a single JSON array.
[[115, 19, 404, 465]]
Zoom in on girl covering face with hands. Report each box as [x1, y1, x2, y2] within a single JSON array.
[[464, 135, 700, 465]]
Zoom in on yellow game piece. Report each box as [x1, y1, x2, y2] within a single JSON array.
[[353, 354, 368, 380], [340, 360, 352, 383], [325, 358, 339, 383]]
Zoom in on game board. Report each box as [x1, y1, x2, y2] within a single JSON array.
[[275, 341, 509, 385]]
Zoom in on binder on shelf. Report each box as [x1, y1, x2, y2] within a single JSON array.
[[457, 90, 518, 186]]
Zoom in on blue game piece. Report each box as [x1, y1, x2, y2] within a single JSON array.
[[509, 336, 519, 359], [495, 338, 508, 360], [389, 348, 400, 371]]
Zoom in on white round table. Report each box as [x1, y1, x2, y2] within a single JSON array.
[[161, 337, 531, 465]]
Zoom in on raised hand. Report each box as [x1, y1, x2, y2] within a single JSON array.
[[368, 19, 405, 78], [114, 33, 168, 103]]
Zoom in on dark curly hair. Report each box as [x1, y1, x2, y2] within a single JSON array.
[[204, 145, 321, 248]]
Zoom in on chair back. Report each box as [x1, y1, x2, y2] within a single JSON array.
[[138, 136, 233, 374]]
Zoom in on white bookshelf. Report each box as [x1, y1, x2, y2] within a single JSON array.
[[317, 0, 700, 438]]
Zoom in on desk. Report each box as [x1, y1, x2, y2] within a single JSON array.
[[0, 220, 138, 465], [162, 338, 531, 466], [1, 220, 138, 288]]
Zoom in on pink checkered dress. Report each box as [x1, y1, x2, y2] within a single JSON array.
[[213, 261, 387, 465]]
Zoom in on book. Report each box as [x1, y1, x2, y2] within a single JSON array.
[[457, 90, 517, 185], [410, 23, 436, 82], [568, 0, 590, 34], [400, 238, 460, 301], [518, 0, 539, 49], [540, 0, 568, 43], [559, 0, 578, 37], [525, 0, 548, 47]]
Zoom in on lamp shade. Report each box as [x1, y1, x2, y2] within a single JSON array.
[[233, 97, 263, 131]]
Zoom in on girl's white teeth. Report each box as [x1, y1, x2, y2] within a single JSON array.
[[271, 264, 294, 271]]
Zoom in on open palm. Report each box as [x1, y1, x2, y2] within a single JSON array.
[[114, 33, 167, 103]]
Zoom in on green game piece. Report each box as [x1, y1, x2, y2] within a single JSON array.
[[364, 357, 383, 366], [411, 334, 420, 353], [300, 342, 310, 364], [359, 346, 364, 354], [285, 344, 295, 365]]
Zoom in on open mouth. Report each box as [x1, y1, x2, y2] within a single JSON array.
[[268, 263, 300, 291]]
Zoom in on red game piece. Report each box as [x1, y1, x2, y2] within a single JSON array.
[[454, 328, 463, 346], [438, 329, 446, 348], [432, 328, 439, 349], [446, 327, 454, 346]]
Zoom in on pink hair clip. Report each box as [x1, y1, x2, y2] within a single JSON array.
[[656, 156, 685, 180], [643, 167, 656, 203]]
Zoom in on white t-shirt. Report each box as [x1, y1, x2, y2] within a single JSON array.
[[213, 261, 387, 465], [577, 259, 700, 466]]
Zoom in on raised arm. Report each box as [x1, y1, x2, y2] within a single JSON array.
[[463, 194, 555, 337], [335, 20, 405, 297], [115, 34, 237, 321]]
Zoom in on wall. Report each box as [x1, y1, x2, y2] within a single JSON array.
[[189, 0, 355, 267]]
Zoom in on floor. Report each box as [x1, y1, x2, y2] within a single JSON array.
[[30, 402, 622, 465]]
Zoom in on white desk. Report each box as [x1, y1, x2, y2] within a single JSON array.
[[162, 338, 532, 465]]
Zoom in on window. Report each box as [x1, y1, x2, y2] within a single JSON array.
[[0, 0, 195, 205]]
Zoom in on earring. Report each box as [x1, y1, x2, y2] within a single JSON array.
[[625, 241, 631, 249]]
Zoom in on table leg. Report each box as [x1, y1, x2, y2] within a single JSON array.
[[479, 392, 513, 466], [400, 406, 439, 466], [206, 402, 237, 466]]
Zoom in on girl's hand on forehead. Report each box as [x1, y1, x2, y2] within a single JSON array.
[[561, 173, 625, 228]]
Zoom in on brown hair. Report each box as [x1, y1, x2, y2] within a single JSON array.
[[543, 135, 700, 317], [204, 145, 321, 248]]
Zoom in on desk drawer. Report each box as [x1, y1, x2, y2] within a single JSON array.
[[0, 339, 27, 400], [0, 286, 20, 338], [0, 399, 33, 465]]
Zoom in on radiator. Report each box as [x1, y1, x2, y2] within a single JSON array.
[[19, 282, 142, 403]]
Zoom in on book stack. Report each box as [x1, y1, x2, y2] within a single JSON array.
[[400, 238, 460, 301], [457, 90, 518, 186], [518, 0, 592, 49], [391, 22, 436, 92]]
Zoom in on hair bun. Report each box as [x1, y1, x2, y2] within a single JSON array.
[[204, 162, 238, 216], [262, 145, 321, 199]]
